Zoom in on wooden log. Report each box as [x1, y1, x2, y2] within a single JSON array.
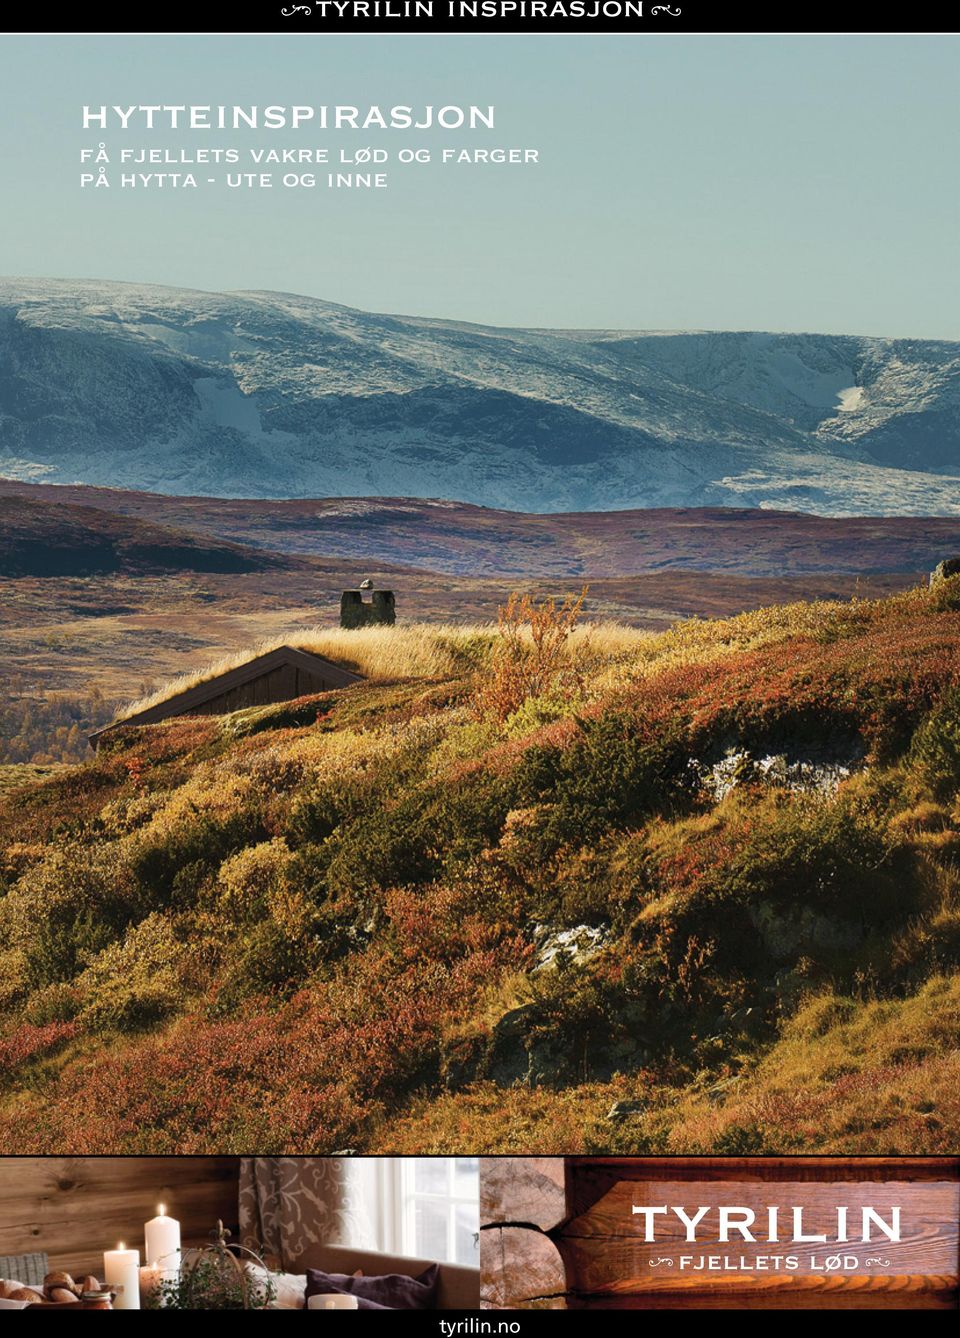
[[479, 1156, 566, 1231], [480, 1227, 506, 1308], [480, 1226, 566, 1309]]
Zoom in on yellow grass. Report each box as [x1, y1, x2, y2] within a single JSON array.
[[594, 595, 884, 693], [117, 623, 476, 720], [114, 591, 891, 726], [115, 621, 651, 721]]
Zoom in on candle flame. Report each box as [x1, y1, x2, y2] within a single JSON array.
[[158, 1204, 165, 1216], [118, 1242, 125, 1250]]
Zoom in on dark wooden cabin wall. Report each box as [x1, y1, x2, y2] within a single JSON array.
[[191, 664, 330, 715], [0, 1157, 240, 1280]]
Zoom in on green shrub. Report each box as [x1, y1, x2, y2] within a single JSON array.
[[503, 694, 577, 738], [425, 719, 498, 774], [484, 961, 651, 1088], [926, 906, 960, 968], [323, 772, 517, 897], [76, 914, 184, 1033], [217, 838, 294, 922], [214, 919, 321, 1010], [927, 573, 960, 612], [2, 844, 135, 941], [22, 982, 83, 1026], [130, 809, 266, 904], [4, 844, 137, 992], [23, 910, 119, 992], [782, 990, 859, 1040], [0, 949, 29, 1011], [910, 687, 960, 799], [546, 848, 628, 927], [286, 775, 375, 845], [617, 793, 919, 1040], [513, 715, 692, 855]]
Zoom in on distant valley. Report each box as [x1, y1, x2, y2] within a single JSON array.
[[5, 480, 960, 580]]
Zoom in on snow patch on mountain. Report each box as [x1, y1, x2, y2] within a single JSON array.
[[836, 386, 865, 413]]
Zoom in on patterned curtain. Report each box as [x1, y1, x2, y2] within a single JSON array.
[[239, 1158, 377, 1264]]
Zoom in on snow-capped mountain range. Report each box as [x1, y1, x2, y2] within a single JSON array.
[[2, 277, 958, 515]]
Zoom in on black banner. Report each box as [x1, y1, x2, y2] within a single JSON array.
[[3, 10, 950, 34]]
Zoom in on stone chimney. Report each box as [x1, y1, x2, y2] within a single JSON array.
[[340, 582, 396, 629]]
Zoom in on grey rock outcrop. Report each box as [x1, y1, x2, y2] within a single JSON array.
[[930, 557, 960, 584]]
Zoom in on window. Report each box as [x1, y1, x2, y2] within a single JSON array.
[[380, 1158, 479, 1265]]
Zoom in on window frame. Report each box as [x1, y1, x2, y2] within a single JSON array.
[[380, 1158, 479, 1265]]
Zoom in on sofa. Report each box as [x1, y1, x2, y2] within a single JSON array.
[[284, 1243, 480, 1310]]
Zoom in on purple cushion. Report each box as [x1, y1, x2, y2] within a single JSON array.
[[305, 1263, 440, 1310]]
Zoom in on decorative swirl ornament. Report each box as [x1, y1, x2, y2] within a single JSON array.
[[864, 1257, 892, 1267], [648, 1258, 675, 1267], [651, 5, 682, 13], [281, 4, 312, 13]]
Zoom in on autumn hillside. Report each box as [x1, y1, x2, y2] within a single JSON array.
[[1, 582, 959, 1153], [0, 495, 286, 578]]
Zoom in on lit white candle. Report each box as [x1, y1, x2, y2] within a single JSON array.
[[103, 1244, 140, 1310], [145, 1203, 181, 1269], [308, 1294, 359, 1310]]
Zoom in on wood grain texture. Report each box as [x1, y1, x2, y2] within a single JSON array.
[[0, 1157, 240, 1279], [480, 1157, 960, 1310], [562, 1180, 959, 1280], [566, 1158, 960, 1222], [480, 1226, 567, 1310], [480, 1157, 566, 1231], [562, 1160, 960, 1309], [576, 1158, 960, 1179], [566, 1275, 959, 1310], [479, 1227, 507, 1309]]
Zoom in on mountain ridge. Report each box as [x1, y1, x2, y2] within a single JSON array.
[[2, 277, 958, 514]]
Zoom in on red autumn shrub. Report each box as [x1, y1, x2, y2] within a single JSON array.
[[0, 1020, 78, 1074]]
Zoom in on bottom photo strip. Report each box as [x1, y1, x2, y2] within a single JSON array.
[[0, 1156, 957, 1321]]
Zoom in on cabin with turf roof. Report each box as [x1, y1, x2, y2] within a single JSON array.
[[88, 645, 363, 750]]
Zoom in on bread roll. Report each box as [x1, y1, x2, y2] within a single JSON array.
[[7, 1287, 45, 1303], [44, 1271, 77, 1293]]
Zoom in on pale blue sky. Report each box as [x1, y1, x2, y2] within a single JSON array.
[[2, 34, 958, 336]]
